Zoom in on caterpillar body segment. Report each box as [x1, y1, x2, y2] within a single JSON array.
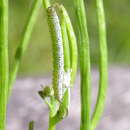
[[47, 7, 64, 101], [47, 5, 76, 102]]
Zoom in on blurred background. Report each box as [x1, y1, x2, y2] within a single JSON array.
[[9, 0, 130, 76], [8, 0, 130, 130]]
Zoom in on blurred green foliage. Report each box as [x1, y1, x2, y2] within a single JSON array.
[[9, 0, 130, 76]]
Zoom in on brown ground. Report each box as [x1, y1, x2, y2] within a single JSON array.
[[7, 67, 130, 130]]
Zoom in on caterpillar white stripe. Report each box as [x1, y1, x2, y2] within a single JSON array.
[[47, 7, 64, 101]]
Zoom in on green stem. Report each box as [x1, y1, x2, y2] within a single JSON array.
[[28, 121, 34, 130], [0, 0, 9, 129], [48, 116, 56, 130], [75, 0, 91, 130], [8, 0, 41, 96], [91, 0, 108, 129]]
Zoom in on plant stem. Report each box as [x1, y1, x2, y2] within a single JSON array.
[[91, 0, 108, 129], [75, 0, 91, 130], [8, 0, 41, 96], [28, 121, 34, 130], [0, 0, 9, 129], [48, 116, 56, 130]]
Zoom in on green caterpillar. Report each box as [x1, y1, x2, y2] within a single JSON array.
[[47, 7, 64, 101], [46, 5, 77, 102]]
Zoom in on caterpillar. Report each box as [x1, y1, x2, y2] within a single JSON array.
[[47, 6, 64, 101]]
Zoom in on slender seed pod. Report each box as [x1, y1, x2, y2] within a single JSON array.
[[60, 7, 71, 72], [58, 5, 71, 91], [91, 0, 108, 129], [47, 7, 64, 101], [58, 5, 78, 85], [59, 9, 71, 113]]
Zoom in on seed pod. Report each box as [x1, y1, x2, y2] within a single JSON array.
[[58, 5, 78, 85]]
